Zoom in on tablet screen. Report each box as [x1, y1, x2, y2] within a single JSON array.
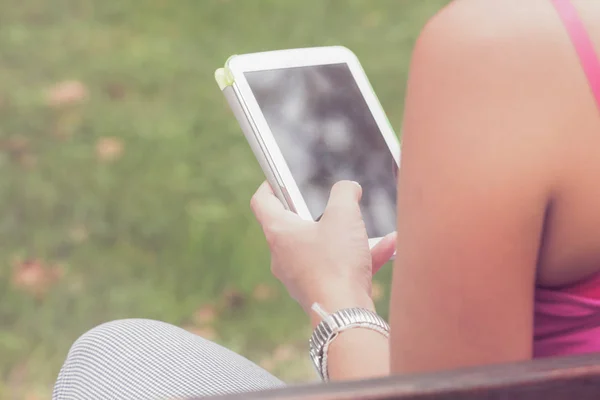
[[245, 63, 397, 239]]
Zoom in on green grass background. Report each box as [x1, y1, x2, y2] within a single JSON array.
[[0, 1, 448, 398]]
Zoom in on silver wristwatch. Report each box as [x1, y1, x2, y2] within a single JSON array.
[[308, 306, 390, 381]]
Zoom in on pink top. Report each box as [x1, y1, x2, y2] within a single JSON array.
[[534, 0, 600, 358]]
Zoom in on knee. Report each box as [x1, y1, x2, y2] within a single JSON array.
[[65, 318, 178, 362], [53, 319, 180, 399]]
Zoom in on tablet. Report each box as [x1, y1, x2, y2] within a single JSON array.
[[215, 46, 400, 248]]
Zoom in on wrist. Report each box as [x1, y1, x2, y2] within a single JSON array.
[[307, 287, 375, 329]]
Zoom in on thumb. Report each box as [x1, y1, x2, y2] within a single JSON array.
[[322, 180, 362, 221], [371, 231, 397, 274]]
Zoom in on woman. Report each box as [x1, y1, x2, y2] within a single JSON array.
[[53, 0, 600, 398]]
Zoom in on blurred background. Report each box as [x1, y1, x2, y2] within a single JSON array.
[[0, 0, 447, 398]]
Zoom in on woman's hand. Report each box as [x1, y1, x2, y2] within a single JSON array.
[[250, 180, 396, 323]]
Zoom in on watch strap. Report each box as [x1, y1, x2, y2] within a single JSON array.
[[309, 306, 390, 381]]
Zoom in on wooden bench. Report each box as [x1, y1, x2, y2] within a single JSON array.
[[202, 353, 600, 400]]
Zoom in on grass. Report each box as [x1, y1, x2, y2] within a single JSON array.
[[0, 0, 448, 398]]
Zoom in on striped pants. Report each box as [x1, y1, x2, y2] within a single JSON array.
[[52, 319, 286, 399]]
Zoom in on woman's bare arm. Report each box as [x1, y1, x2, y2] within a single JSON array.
[[390, 0, 568, 374]]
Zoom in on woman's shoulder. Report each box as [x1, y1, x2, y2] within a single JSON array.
[[403, 0, 595, 188], [416, 0, 600, 72], [404, 0, 568, 160], [423, 0, 565, 38], [415, 0, 569, 66]]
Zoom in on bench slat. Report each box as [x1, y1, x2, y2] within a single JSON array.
[[203, 353, 600, 400]]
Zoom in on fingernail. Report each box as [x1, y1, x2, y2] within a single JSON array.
[[351, 181, 361, 189]]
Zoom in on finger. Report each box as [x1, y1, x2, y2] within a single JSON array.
[[371, 231, 397, 274], [250, 181, 287, 226], [322, 180, 362, 220]]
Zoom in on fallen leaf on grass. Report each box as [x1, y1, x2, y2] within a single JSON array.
[[372, 281, 384, 302], [96, 137, 124, 162], [0, 137, 36, 168], [258, 344, 302, 373], [273, 344, 298, 363], [193, 304, 217, 325], [252, 283, 277, 301], [46, 80, 88, 107], [11, 259, 64, 299], [24, 393, 44, 400], [17, 153, 37, 169], [258, 357, 276, 372], [222, 287, 246, 310], [184, 326, 218, 341], [0, 137, 29, 154], [68, 225, 89, 243], [105, 82, 127, 100]]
